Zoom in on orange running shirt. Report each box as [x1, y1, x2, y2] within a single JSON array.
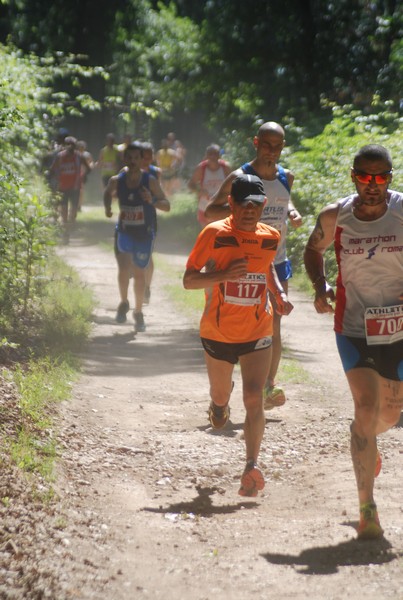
[[186, 216, 280, 343]]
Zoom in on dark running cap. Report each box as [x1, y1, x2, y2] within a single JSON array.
[[231, 174, 266, 204]]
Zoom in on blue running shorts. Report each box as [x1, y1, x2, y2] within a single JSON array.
[[275, 259, 292, 282], [336, 333, 403, 381], [116, 230, 155, 269]]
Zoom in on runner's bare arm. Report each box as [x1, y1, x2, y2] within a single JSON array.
[[81, 154, 92, 176], [103, 176, 118, 218], [148, 177, 171, 212], [283, 169, 302, 229], [187, 164, 202, 192], [204, 170, 241, 220], [267, 264, 294, 316], [223, 162, 232, 177], [304, 203, 339, 313], [183, 258, 248, 290]]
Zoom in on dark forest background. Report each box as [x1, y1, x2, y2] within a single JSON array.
[[0, 0, 401, 164]]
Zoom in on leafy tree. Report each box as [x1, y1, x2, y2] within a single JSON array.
[[108, 0, 203, 136], [0, 43, 103, 335], [163, 0, 403, 135], [1, 0, 401, 145], [0, 0, 122, 63]]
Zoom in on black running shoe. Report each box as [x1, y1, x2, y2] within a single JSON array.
[[116, 301, 129, 323], [134, 311, 146, 332]]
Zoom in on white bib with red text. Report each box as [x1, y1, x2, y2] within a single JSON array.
[[364, 304, 403, 345], [224, 273, 266, 306], [120, 205, 145, 226]]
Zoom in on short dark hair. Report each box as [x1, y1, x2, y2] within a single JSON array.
[[124, 141, 144, 157], [353, 144, 392, 169]]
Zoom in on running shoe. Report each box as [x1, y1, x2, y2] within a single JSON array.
[[263, 384, 286, 410], [134, 311, 146, 332], [357, 502, 384, 540], [144, 286, 151, 305], [375, 450, 382, 478], [208, 402, 230, 430], [238, 461, 265, 497], [116, 300, 129, 323]]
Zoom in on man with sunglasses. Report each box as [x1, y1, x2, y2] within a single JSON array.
[[304, 144, 403, 540], [184, 174, 293, 497]]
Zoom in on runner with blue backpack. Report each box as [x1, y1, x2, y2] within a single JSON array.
[[205, 122, 302, 409]]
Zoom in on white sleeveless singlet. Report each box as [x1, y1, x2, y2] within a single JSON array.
[[334, 191, 403, 337], [197, 163, 227, 226], [258, 177, 290, 264], [202, 164, 227, 199]]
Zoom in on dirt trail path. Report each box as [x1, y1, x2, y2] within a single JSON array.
[[53, 218, 402, 600]]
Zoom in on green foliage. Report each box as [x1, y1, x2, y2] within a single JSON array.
[[3, 0, 121, 64], [2, 0, 402, 146], [0, 43, 101, 348], [0, 45, 57, 329], [190, 0, 403, 133], [0, 175, 57, 326], [8, 358, 75, 477], [110, 0, 203, 133], [38, 257, 95, 353], [155, 254, 204, 319], [158, 190, 200, 248]]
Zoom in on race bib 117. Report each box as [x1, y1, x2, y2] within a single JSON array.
[[224, 273, 266, 306]]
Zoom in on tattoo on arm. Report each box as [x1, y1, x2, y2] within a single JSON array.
[[310, 217, 325, 246]]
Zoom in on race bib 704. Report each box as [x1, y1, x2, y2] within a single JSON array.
[[364, 304, 403, 345]]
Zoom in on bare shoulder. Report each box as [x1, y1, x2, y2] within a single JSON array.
[[229, 167, 244, 180], [308, 202, 340, 249], [319, 202, 340, 224], [192, 163, 203, 176], [218, 167, 241, 190], [106, 174, 119, 189]]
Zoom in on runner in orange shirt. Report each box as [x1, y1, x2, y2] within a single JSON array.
[[183, 174, 293, 496]]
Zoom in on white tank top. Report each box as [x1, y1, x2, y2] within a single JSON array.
[[259, 177, 290, 264], [334, 191, 403, 337], [201, 164, 227, 199], [197, 163, 228, 226]]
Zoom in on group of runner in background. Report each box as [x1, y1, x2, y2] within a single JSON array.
[[44, 123, 298, 408]]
